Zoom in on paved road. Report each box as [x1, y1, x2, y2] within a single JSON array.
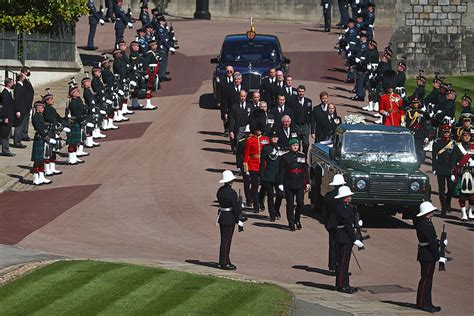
[[1, 17, 472, 315]]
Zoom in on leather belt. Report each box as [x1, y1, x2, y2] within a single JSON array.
[[418, 242, 429, 247], [288, 168, 304, 174]]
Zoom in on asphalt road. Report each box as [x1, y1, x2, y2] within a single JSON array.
[[1, 17, 472, 315]]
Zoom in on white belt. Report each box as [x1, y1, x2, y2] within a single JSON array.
[[337, 225, 345, 229], [418, 242, 429, 247], [219, 207, 232, 212]]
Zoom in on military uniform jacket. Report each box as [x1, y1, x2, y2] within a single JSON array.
[[243, 135, 269, 172], [260, 144, 282, 183], [423, 88, 439, 107], [139, 9, 150, 26], [452, 141, 474, 177], [32, 112, 47, 140], [92, 76, 106, 101], [216, 184, 242, 225], [432, 138, 455, 176], [323, 188, 340, 229], [101, 68, 116, 89], [411, 85, 425, 102], [114, 6, 131, 29], [396, 72, 406, 88], [291, 97, 313, 126], [335, 202, 356, 244], [83, 89, 96, 113], [415, 217, 440, 262], [278, 151, 309, 189], [434, 99, 455, 120], [43, 104, 62, 133], [87, 0, 102, 24], [406, 108, 429, 141], [69, 97, 87, 124], [113, 58, 128, 82]]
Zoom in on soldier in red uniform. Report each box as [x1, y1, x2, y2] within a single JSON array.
[[243, 110, 269, 214], [379, 70, 405, 127], [452, 129, 474, 221]]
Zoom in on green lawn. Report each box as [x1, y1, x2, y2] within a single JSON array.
[[405, 75, 474, 118], [0, 260, 291, 316]]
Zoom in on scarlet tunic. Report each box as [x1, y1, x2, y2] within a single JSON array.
[[379, 92, 404, 126], [243, 135, 269, 172]]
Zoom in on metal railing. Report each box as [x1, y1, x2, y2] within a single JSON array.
[[0, 30, 19, 60]]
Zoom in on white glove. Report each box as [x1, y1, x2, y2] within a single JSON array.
[[306, 184, 311, 191], [86, 122, 94, 128], [127, 22, 133, 28], [355, 0, 360, 4], [99, 19, 105, 25], [400, 121, 406, 127], [354, 240, 364, 248], [49, 138, 57, 144], [92, 108, 97, 113], [118, 89, 125, 96], [424, 137, 429, 143], [470, 158, 474, 166], [439, 257, 447, 264], [358, 219, 363, 227], [100, 110, 106, 115], [238, 221, 244, 227], [443, 239, 448, 246], [355, 57, 361, 63], [144, 74, 149, 79], [91, 100, 95, 105], [345, 44, 350, 50], [169, 47, 176, 53], [63, 127, 71, 133], [367, 64, 372, 70], [450, 175, 455, 182], [278, 185, 284, 191], [324, 3, 329, 8], [130, 80, 137, 87], [432, 170, 437, 175], [106, 99, 113, 105], [245, 172, 250, 176]]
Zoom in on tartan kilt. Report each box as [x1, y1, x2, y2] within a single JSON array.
[[66, 122, 81, 145], [31, 138, 45, 163]]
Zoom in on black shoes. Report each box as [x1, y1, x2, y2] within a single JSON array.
[[296, 222, 302, 230], [22, 136, 31, 142], [324, 29, 330, 32], [336, 286, 358, 294], [160, 77, 172, 82], [349, 89, 356, 93], [259, 203, 265, 211], [12, 143, 26, 149], [351, 96, 365, 101], [289, 225, 296, 231], [218, 264, 237, 270], [419, 305, 441, 313], [1, 151, 15, 157], [344, 79, 355, 83]]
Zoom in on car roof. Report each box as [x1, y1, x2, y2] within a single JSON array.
[[337, 124, 412, 134], [223, 34, 279, 44]]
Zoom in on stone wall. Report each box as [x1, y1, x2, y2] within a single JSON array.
[[390, 0, 474, 76]]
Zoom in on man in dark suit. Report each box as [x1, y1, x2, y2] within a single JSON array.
[[248, 91, 261, 114], [311, 91, 330, 142], [1, 78, 16, 156], [271, 95, 295, 130], [259, 67, 277, 107], [276, 115, 300, 150], [20, 66, 34, 142], [229, 90, 251, 149], [317, 103, 341, 142], [291, 85, 313, 156], [13, 73, 28, 148], [222, 72, 244, 150], [282, 74, 297, 104]]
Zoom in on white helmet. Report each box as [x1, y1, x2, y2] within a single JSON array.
[[329, 174, 346, 186], [334, 186, 354, 199], [417, 201, 437, 217], [219, 170, 236, 183]]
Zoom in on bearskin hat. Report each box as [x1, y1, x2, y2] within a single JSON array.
[[249, 109, 266, 134], [382, 70, 397, 90]]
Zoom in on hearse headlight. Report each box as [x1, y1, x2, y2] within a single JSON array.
[[356, 179, 367, 190], [410, 181, 420, 192]]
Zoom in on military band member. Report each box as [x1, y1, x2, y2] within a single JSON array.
[[143, 39, 160, 109], [379, 70, 405, 127], [216, 170, 244, 270], [451, 129, 474, 221], [278, 138, 310, 231], [432, 124, 455, 216], [42, 90, 66, 176], [406, 97, 430, 163], [31, 101, 55, 185], [415, 202, 445, 313], [334, 186, 364, 293], [81, 76, 102, 147], [66, 86, 87, 165]]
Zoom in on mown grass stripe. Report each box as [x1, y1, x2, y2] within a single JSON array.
[[133, 273, 217, 315], [0, 261, 113, 315]]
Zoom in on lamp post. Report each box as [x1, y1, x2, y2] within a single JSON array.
[[194, 0, 211, 20]]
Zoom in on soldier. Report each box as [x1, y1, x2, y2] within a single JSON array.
[[216, 170, 244, 270], [156, 15, 175, 81], [334, 185, 364, 293], [432, 124, 455, 216], [113, 48, 133, 119], [86, 0, 104, 51], [104, 0, 115, 22], [459, 91, 472, 118], [236, 125, 253, 208], [410, 70, 427, 102], [278, 138, 310, 231], [406, 97, 430, 163], [139, 3, 150, 27], [291, 85, 313, 156], [322, 0, 332, 32], [364, 3, 375, 39], [414, 202, 445, 313], [31, 101, 55, 185], [351, 32, 368, 101], [322, 174, 346, 273], [243, 111, 269, 214], [451, 129, 474, 221], [81, 76, 103, 146], [0, 78, 16, 156], [260, 131, 284, 221], [129, 40, 147, 110], [424, 75, 442, 114], [66, 86, 87, 165], [394, 61, 407, 101], [143, 39, 161, 94], [114, 0, 133, 44], [362, 39, 380, 113], [137, 28, 149, 55], [453, 114, 472, 142], [336, 0, 350, 28], [379, 70, 405, 126]]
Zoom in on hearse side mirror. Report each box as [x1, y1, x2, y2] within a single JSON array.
[[210, 57, 219, 64]]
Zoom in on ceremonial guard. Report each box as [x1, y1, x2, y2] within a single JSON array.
[[112, 48, 131, 121], [414, 202, 446, 313], [323, 174, 346, 273], [31, 101, 54, 185], [452, 129, 474, 221], [410, 70, 427, 102], [364, 3, 375, 39], [142, 39, 160, 109], [459, 91, 472, 118], [351, 32, 368, 102], [453, 114, 472, 142], [406, 97, 430, 163], [139, 3, 150, 27], [156, 15, 175, 81], [278, 138, 310, 231], [113, 0, 133, 44], [260, 131, 284, 221], [236, 126, 253, 208], [86, 0, 104, 51], [243, 111, 269, 214], [379, 70, 405, 127], [362, 39, 380, 114], [81, 76, 103, 147], [129, 40, 147, 110], [322, 0, 332, 32], [334, 186, 364, 293], [66, 86, 87, 165], [432, 124, 455, 216], [216, 170, 244, 270]]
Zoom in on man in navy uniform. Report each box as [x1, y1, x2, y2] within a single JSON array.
[[86, 0, 104, 51], [114, 0, 133, 44], [216, 170, 244, 270], [322, 0, 332, 32], [414, 202, 445, 313]]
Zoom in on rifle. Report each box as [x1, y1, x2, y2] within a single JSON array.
[[438, 224, 452, 271], [238, 189, 247, 232], [354, 207, 370, 251]]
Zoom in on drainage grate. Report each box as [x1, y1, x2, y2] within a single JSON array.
[[358, 284, 415, 294]]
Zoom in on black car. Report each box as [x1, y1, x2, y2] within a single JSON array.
[[210, 33, 290, 104]]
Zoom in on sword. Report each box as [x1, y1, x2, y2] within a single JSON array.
[[352, 249, 362, 271]]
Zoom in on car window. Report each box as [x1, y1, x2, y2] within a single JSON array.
[[343, 132, 416, 154], [221, 41, 280, 63]]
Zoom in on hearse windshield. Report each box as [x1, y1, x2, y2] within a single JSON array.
[[221, 41, 280, 63], [343, 132, 416, 157]]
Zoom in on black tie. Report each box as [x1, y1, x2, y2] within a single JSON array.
[[241, 103, 244, 110]]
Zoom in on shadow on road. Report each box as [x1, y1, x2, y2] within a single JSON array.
[[185, 259, 219, 269], [203, 138, 231, 145], [445, 220, 474, 229], [321, 75, 346, 83], [296, 281, 335, 291], [300, 28, 327, 33], [198, 130, 226, 137], [252, 222, 289, 230], [328, 86, 352, 93], [328, 67, 347, 73], [382, 300, 420, 311], [293, 265, 335, 276], [245, 213, 269, 220], [201, 147, 233, 155], [7, 173, 33, 186], [222, 161, 236, 166], [199, 93, 218, 110], [360, 214, 413, 229]]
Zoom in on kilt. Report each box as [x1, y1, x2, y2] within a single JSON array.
[[31, 137, 45, 163], [66, 122, 81, 145]]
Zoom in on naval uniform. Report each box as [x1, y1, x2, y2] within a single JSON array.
[[432, 137, 455, 214], [334, 201, 356, 290], [216, 183, 242, 267], [323, 187, 341, 272], [414, 216, 440, 309]]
